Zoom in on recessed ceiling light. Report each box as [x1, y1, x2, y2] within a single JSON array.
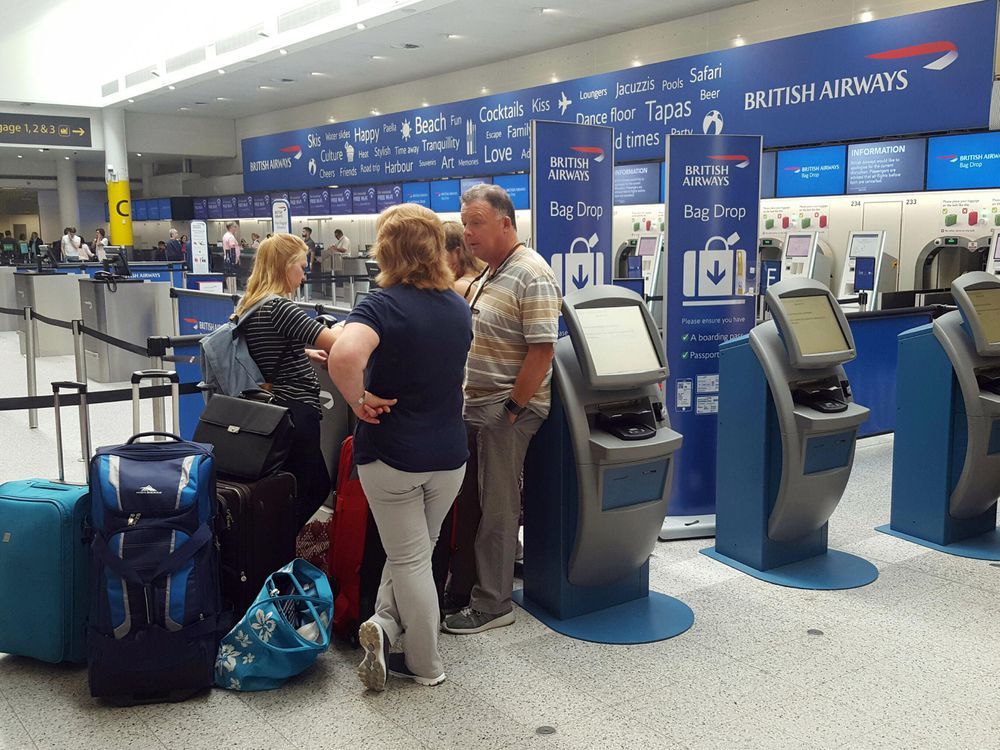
[[446, 33, 460, 39], [310, 71, 326, 77], [127, 98, 135, 103], [136, 153, 142, 157], [216, 97, 229, 101], [550, 75, 559, 83], [356, 22, 367, 30], [631, 59, 642, 67], [858, 10, 874, 22], [38, 148, 44, 153], [168, 85, 176, 90], [371, 109, 380, 115], [259, 85, 276, 90], [328, 116, 337, 122], [732, 35, 746, 46], [64, 156, 70, 160], [217, 68, 226, 75], [370, 55, 386, 61], [421, 101, 429, 107], [537, 7, 555, 14], [279, 48, 288, 55], [177, 107, 190, 111], [16, 154, 22, 159], [481, 87, 489, 94]]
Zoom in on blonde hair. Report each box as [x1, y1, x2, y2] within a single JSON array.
[[373, 204, 452, 291], [236, 233, 307, 315], [442, 220, 485, 279]]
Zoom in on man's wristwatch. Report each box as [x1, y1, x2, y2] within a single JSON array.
[[504, 397, 527, 417]]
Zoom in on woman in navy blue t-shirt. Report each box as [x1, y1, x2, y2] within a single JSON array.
[[328, 203, 472, 692]]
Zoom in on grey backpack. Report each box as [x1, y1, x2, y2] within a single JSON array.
[[199, 294, 282, 399]]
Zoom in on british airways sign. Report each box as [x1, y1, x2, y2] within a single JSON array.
[[242, 1, 996, 192]]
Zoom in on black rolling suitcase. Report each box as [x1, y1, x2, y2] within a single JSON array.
[[216, 472, 298, 613]]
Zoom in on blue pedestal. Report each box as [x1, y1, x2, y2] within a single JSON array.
[[513, 589, 694, 644], [876, 524, 1000, 560], [701, 547, 878, 590], [887, 324, 999, 549]]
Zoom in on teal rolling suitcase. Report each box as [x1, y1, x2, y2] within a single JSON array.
[[0, 382, 92, 663]]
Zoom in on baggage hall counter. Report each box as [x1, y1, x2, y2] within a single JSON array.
[[517, 285, 693, 644], [704, 277, 879, 589], [881, 271, 1000, 559]]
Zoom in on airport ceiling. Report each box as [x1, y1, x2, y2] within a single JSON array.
[[101, 0, 750, 120]]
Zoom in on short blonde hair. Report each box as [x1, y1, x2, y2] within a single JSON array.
[[374, 204, 452, 291], [237, 233, 307, 315]]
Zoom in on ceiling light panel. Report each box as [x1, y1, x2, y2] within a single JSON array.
[[279, 0, 342, 33]]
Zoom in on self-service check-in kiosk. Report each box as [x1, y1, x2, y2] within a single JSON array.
[[986, 229, 1000, 279], [914, 236, 989, 291], [757, 237, 784, 319], [703, 278, 878, 588], [516, 285, 693, 643], [839, 230, 897, 311], [879, 271, 1000, 559], [782, 231, 834, 291]]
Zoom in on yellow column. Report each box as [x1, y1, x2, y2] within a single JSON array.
[[107, 180, 133, 247]]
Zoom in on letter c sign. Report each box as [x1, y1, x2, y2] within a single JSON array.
[[115, 199, 130, 217]]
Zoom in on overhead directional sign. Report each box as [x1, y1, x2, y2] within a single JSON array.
[[242, 0, 995, 192], [0, 113, 92, 148]]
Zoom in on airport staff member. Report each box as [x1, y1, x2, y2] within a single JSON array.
[[333, 229, 351, 253], [442, 184, 560, 636], [165, 229, 183, 262]]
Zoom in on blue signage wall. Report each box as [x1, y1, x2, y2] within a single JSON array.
[[353, 186, 377, 213], [927, 132, 1000, 190], [193, 198, 208, 220], [329, 187, 353, 213], [235, 194, 253, 217], [530, 120, 613, 296], [376, 184, 403, 211], [242, 2, 995, 193], [760, 151, 776, 199], [431, 180, 461, 212], [664, 134, 761, 518], [252, 193, 271, 218], [493, 174, 530, 209], [614, 162, 661, 205], [290, 190, 309, 214], [134, 200, 149, 221], [403, 182, 431, 207], [308, 188, 330, 215], [847, 138, 926, 194], [776, 145, 846, 197]]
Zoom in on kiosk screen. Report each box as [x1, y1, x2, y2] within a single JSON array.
[[854, 256, 876, 291], [849, 233, 882, 258], [993, 235, 1000, 261], [967, 288, 1000, 344], [636, 235, 658, 256], [782, 294, 849, 355], [786, 234, 812, 258], [575, 305, 662, 376]]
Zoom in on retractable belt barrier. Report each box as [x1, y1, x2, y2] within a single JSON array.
[[0, 382, 201, 412]]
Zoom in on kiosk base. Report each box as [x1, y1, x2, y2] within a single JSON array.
[[875, 524, 1000, 560], [512, 589, 693, 645], [699, 547, 878, 590], [658, 514, 716, 541]]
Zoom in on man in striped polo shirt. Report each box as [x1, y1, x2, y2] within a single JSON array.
[[442, 184, 561, 635]]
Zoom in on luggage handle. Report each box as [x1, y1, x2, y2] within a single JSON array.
[[52, 381, 91, 483], [131, 369, 180, 438], [240, 388, 277, 404], [126, 431, 184, 445]]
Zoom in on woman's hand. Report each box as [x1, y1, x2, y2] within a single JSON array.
[[352, 391, 397, 425], [304, 348, 328, 365]]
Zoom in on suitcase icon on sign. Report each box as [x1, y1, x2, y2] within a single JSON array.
[[682, 234, 745, 301], [550, 233, 605, 293]]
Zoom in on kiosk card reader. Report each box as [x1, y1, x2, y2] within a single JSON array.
[[782, 231, 834, 291], [838, 230, 897, 311], [516, 285, 693, 643], [703, 277, 878, 589], [880, 271, 1000, 558]]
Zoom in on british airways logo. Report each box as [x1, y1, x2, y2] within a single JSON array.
[[937, 154, 959, 163], [249, 144, 302, 173], [708, 154, 750, 169], [548, 146, 604, 181], [784, 165, 802, 173], [744, 38, 958, 111], [570, 146, 605, 162]]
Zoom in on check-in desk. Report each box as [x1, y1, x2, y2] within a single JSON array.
[[14, 271, 82, 356]]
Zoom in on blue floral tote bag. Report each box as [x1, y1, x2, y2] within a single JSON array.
[[215, 558, 333, 691]]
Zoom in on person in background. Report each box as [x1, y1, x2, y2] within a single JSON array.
[[93, 228, 109, 261], [302, 226, 318, 265], [442, 221, 486, 300], [333, 229, 351, 254], [165, 229, 183, 262], [60, 228, 74, 261], [77, 238, 94, 262], [157, 240, 167, 260], [237, 233, 362, 527], [441, 184, 560, 636], [250, 233, 261, 250], [328, 203, 471, 692], [28, 232, 43, 260], [222, 221, 240, 269], [0, 232, 15, 264]]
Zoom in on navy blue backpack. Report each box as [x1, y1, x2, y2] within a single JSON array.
[[87, 371, 227, 705]]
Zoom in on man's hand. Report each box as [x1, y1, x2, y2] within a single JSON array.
[[304, 348, 328, 365]]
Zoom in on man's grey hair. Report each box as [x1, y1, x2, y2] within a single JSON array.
[[461, 184, 517, 231], [169, 228, 179, 239]]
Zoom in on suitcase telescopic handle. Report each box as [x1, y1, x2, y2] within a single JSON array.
[[51, 381, 91, 482], [131, 369, 181, 437]]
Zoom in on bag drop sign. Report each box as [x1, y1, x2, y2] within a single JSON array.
[[531, 120, 613, 298]]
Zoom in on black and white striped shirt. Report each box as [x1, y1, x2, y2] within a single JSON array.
[[242, 298, 325, 412]]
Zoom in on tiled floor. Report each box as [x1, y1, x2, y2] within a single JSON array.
[[2, 329, 999, 749]]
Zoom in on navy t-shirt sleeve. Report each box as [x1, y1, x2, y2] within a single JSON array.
[[269, 298, 325, 345], [346, 293, 385, 339]]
